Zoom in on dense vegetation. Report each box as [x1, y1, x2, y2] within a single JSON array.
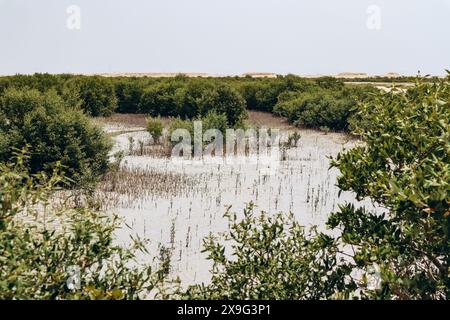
[[328, 75, 450, 299], [139, 79, 247, 126], [64, 76, 118, 117], [170, 203, 349, 300], [146, 116, 164, 143], [0, 88, 111, 184], [273, 84, 376, 131], [0, 73, 380, 131]]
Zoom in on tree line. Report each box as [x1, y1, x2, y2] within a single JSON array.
[[0, 73, 379, 129]]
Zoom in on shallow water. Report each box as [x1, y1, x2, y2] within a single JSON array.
[[104, 126, 376, 286]]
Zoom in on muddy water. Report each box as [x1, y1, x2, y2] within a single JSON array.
[[105, 126, 376, 286]]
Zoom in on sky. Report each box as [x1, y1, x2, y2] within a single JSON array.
[[0, 0, 449, 76]]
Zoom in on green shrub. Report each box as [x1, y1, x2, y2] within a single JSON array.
[[274, 89, 356, 131], [315, 76, 345, 90], [274, 91, 316, 122], [236, 81, 260, 110], [200, 110, 229, 134], [0, 73, 69, 95], [196, 84, 247, 126], [139, 82, 184, 116], [329, 74, 450, 299], [139, 80, 247, 127], [115, 78, 146, 113], [0, 88, 111, 184], [0, 74, 360, 130], [235, 76, 318, 112], [65, 76, 118, 116], [169, 75, 450, 300], [167, 111, 234, 156], [146, 116, 164, 143], [170, 203, 351, 300], [294, 94, 352, 130], [172, 80, 213, 119]]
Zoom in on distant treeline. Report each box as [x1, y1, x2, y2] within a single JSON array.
[[0, 73, 381, 131]]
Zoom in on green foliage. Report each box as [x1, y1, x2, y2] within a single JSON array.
[[200, 110, 229, 134], [65, 76, 118, 116], [274, 86, 378, 131], [168, 117, 194, 139], [0, 74, 375, 131], [139, 81, 183, 117], [0, 152, 162, 299], [172, 80, 213, 119], [115, 78, 147, 113], [293, 94, 351, 130], [274, 91, 316, 123], [146, 116, 164, 143], [329, 74, 450, 299], [0, 73, 72, 95], [170, 203, 353, 300], [316, 76, 346, 90], [166, 111, 238, 158], [196, 84, 247, 126], [0, 88, 111, 184], [235, 76, 314, 112], [168, 110, 240, 148], [139, 79, 247, 126]]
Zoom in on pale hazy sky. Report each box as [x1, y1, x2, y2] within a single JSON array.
[[0, 0, 449, 75]]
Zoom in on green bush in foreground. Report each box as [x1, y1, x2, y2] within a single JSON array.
[[329, 74, 450, 299], [0, 152, 162, 300], [169, 203, 352, 300]]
